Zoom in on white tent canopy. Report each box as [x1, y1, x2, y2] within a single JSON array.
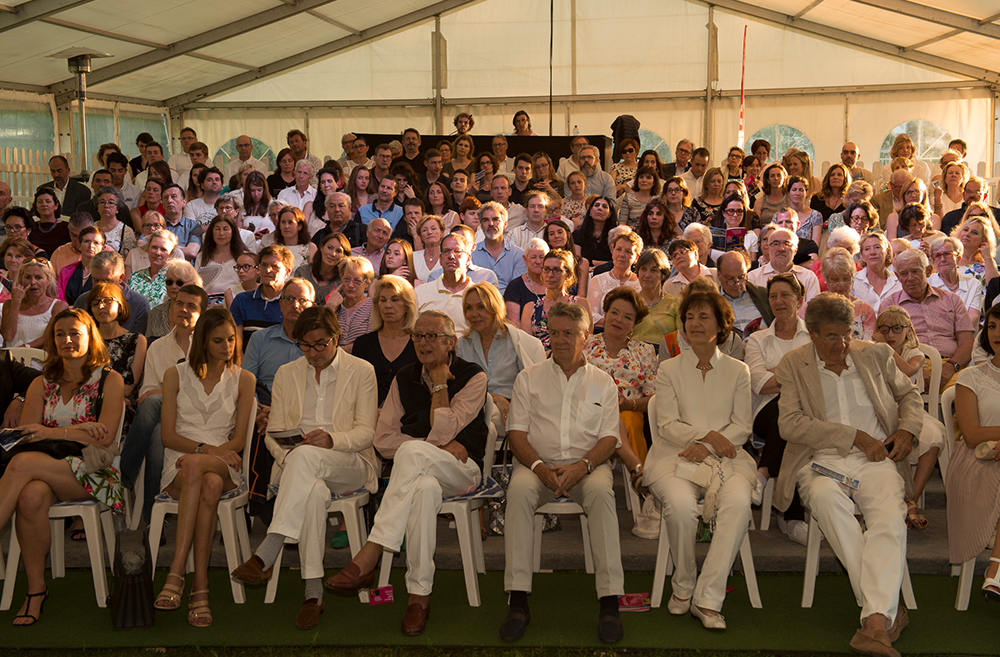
[[0, 0, 998, 175]]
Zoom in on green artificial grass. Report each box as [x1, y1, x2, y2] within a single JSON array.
[[2, 567, 997, 654]]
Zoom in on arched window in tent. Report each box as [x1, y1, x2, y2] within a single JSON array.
[[747, 124, 815, 166], [213, 137, 276, 180], [638, 128, 673, 164], [879, 120, 951, 167]]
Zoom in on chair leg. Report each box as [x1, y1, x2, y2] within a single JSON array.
[[580, 515, 594, 575], [49, 519, 65, 579], [956, 558, 977, 610], [532, 514, 544, 573], [739, 532, 762, 608], [377, 547, 393, 589], [453, 504, 482, 607], [101, 509, 116, 570], [760, 479, 775, 531], [1, 524, 21, 611], [148, 505, 167, 571], [801, 514, 821, 608], [0, 537, 4, 581], [650, 512, 670, 608], [127, 462, 145, 531], [472, 508, 486, 575], [218, 504, 247, 604], [264, 545, 284, 605], [341, 503, 367, 558], [235, 508, 252, 563], [80, 508, 109, 608], [901, 559, 917, 610]]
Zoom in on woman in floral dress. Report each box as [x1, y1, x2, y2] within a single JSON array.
[[1, 308, 125, 625]]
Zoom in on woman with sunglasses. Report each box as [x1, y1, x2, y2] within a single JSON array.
[[1, 258, 68, 348], [145, 261, 203, 340], [613, 139, 640, 196]]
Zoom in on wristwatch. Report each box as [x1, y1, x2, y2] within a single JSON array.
[[431, 383, 448, 394], [195, 443, 204, 454], [581, 458, 594, 475]]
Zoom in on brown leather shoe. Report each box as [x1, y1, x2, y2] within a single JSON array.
[[849, 626, 901, 657], [401, 603, 430, 636], [231, 555, 273, 585], [324, 562, 375, 593], [295, 598, 324, 630], [887, 606, 908, 643]]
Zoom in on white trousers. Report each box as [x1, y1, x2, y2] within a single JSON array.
[[367, 440, 481, 596], [645, 461, 752, 612], [503, 461, 624, 598], [796, 450, 906, 622], [267, 445, 370, 580]]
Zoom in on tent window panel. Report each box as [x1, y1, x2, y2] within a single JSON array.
[[0, 108, 55, 154], [70, 112, 114, 170], [747, 124, 815, 165], [879, 120, 952, 166], [118, 115, 169, 160]]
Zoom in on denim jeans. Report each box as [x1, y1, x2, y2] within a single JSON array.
[[119, 394, 163, 521]]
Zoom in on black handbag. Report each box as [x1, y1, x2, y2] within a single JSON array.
[[108, 528, 155, 630]]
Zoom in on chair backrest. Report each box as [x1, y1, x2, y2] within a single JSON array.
[[918, 342, 942, 420], [482, 393, 499, 474], [941, 384, 957, 445], [5, 347, 47, 369], [647, 394, 657, 440]]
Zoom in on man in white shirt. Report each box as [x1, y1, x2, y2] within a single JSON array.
[[506, 191, 549, 251], [176, 141, 211, 192], [490, 175, 527, 229], [326, 310, 488, 636], [681, 148, 710, 199], [119, 284, 207, 521], [287, 129, 323, 186], [106, 152, 140, 210], [232, 305, 379, 630], [500, 302, 624, 643], [776, 293, 921, 657], [747, 227, 821, 301], [557, 135, 589, 182], [277, 160, 317, 210], [492, 135, 515, 175], [337, 132, 356, 169], [563, 145, 616, 199], [134, 142, 178, 192], [415, 232, 475, 332], [183, 167, 223, 227], [224, 135, 268, 182], [168, 127, 197, 177]]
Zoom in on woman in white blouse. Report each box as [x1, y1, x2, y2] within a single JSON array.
[[587, 230, 642, 327], [644, 288, 755, 630], [852, 232, 900, 310], [744, 273, 811, 543]]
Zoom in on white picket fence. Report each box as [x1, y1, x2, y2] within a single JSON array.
[[0, 148, 77, 206]]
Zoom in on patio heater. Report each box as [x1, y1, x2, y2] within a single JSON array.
[[48, 48, 113, 180]]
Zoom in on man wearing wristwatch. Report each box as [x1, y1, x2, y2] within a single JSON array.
[[325, 310, 488, 637], [499, 301, 625, 644]]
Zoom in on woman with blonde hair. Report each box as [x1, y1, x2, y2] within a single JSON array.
[[781, 149, 820, 197], [936, 159, 969, 216], [326, 256, 375, 352], [350, 275, 417, 407], [953, 203, 1000, 286], [851, 232, 900, 311], [692, 167, 725, 224], [822, 247, 876, 340], [882, 133, 931, 186], [753, 163, 788, 225], [1, 258, 68, 348]]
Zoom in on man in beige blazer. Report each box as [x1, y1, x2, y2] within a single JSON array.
[[775, 293, 922, 657], [232, 306, 379, 630]]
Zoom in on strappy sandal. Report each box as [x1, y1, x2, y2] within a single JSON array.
[[188, 590, 212, 627], [13, 589, 48, 627], [153, 572, 185, 611], [905, 499, 928, 531], [983, 557, 1000, 603]]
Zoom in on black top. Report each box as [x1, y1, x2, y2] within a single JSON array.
[[0, 350, 42, 420], [266, 172, 293, 198], [810, 194, 843, 223], [503, 275, 542, 318], [29, 221, 71, 259], [351, 330, 417, 407], [793, 239, 819, 266], [573, 227, 613, 263]]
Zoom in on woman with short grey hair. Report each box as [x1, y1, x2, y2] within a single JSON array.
[[928, 235, 984, 324], [822, 247, 876, 340]]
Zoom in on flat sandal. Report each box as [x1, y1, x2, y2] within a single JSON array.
[[188, 589, 212, 627], [153, 572, 184, 611]]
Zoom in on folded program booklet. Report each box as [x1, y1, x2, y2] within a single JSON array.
[[0, 428, 25, 452], [267, 428, 306, 449]]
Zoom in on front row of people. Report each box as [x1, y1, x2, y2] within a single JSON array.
[[2, 276, 997, 657]]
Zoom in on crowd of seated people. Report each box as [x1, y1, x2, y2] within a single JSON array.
[[1, 120, 999, 656]]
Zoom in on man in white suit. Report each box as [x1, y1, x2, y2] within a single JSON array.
[[231, 305, 379, 630]]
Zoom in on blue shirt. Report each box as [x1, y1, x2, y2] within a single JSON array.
[[230, 287, 284, 345], [471, 241, 527, 294], [355, 200, 404, 230], [164, 216, 203, 248], [243, 323, 300, 394], [456, 330, 521, 400]]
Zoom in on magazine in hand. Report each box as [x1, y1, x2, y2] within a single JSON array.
[[725, 227, 747, 252], [0, 428, 26, 452], [267, 428, 306, 449]]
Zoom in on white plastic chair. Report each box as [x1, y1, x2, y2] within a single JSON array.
[[264, 487, 371, 604], [376, 395, 501, 607], [148, 415, 255, 604], [943, 385, 979, 610], [646, 395, 762, 609], [533, 497, 594, 574], [918, 343, 942, 421], [758, 478, 776, 531], [4, 347, 47, 369], [1, 402, 126, 610]]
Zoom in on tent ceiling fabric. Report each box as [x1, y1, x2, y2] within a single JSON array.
[[0, 0, 997, 109]]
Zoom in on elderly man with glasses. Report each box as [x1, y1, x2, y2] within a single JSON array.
[[747, 220, 821, 302], [326, 310, 488, 637], [233, 305, 379, 631]]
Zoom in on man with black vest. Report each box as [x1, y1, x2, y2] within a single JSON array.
[[326, 310, 488, 637]]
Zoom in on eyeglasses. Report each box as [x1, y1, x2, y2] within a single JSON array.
[[932, 251, 956, 259], [441, 247, 468, 257], [723, 208, 745, 217], [410, 332, 451, 343], [720, 273, 747, 284], [296, 338, 332, 352], [233, 264, 258, 272], [877, 325, 909, 335], [97, 199, 117, 207], [90, 298, 117, 308], [165, 278, 187, 286], [664, 187, 683, 194], [542, 266, 567, 275], [5, 224, 26, 232], [622, 148, 635, 154], [281, 296, 313, 307], [820, 333, 852, 344]]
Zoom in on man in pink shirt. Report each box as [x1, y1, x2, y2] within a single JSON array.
[[880, 248, 974, 390]]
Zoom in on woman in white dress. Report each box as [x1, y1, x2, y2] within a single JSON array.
[[1, 258, 68, 348], [644, 288, 754, 630], [152, 308, 256, 627], [258, 206, 316, 271], [196, 215, 247, 307]]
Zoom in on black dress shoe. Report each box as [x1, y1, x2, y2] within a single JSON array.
[[499, 607, 530, 641], [598, 608, 624, 643]]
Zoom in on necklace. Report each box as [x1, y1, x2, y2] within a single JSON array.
[[696, 363, 714, 371]]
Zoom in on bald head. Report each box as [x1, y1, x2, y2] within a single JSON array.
[[841, 142, 860, 168], [367, 217, 392, 251], [235, 135, 253, 161]]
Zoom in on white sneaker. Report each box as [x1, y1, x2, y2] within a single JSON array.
[[751, 472, 767, 506], [784, 519, 809, 546], [630, 496, 660, 540]]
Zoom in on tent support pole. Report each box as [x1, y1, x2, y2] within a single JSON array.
[[706, 7, 717, 153], [992, 89, 999, 178], [433, 15, 443, 135]]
